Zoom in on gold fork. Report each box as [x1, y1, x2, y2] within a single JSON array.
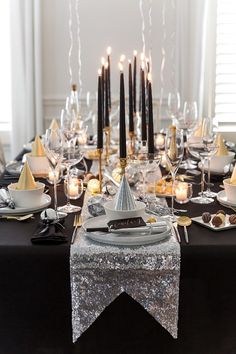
[[71, 214, 82, 244], [0, 214, 34, 221]]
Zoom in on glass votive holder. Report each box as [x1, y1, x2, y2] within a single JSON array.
[[65, 176, 83, 200], [47, 168, 61, 185], [175, 182, 193, 204]]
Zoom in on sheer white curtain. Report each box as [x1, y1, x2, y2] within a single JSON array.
[[10, 0, 43, 157], [176, 0, 217, 118]]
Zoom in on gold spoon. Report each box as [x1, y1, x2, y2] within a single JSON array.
[[177, 216, 192, 244]]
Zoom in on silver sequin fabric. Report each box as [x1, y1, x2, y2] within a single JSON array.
[[70, 193, 180, 342]]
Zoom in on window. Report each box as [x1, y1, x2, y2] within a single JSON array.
[[0, 0, 12, 131], [215, 0, 236, 131]]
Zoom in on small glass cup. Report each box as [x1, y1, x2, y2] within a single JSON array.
[[175, 182, 193, 204], [61, 175, 84, 213]]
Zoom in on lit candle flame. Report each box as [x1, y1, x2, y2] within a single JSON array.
[[119, 62, 123, 72], [140, 52, 145, 61], [120, 54, 126, 63], [133, 50, 137, 56], [107, 46, 112, 55], [98, 69, 102, 76], [105, 61, 109, 69], [147, 72, 152, 82], [128, 59, 131, 64], [141, 61, 145, 70], [101, 57, 105, 65]]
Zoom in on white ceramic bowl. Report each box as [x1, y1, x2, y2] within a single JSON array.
[[104, 200, 146, 221], [8, 182, 45, 208], [203, 151, 234, 173], [223, 178, 236, 203]]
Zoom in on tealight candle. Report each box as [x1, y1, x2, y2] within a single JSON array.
[[175, 182, 188, 203], [48, 169, 60, 184], [155, 133, 165, 148], [68, 178, 79, 198]]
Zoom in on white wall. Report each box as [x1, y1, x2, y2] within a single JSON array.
[[42, 0, 176, 107]]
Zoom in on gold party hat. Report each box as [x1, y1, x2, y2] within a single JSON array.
[[49, 118, 60, 130], [215, 133, 228, 156], [31, 135, 46, 157], [16, 161, 37, 190], [230, 165, 236, 185]]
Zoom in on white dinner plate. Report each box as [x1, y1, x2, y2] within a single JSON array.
[[217, 190, 236, 208], [0, 194, 51, 215], [83, 214, 172, 246]]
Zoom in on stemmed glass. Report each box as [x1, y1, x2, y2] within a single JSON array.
[[202, 117, 217, 198], [177, 101, 198, 169], [58, 111, 83, 213], [165, 127, 184, 219], [188, 140, 218, 204], [44, 128, 65, 218], [64, 174, 84, 213], [167, 92, 181, 123]]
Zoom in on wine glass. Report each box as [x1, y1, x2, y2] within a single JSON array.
[[44, 128, 65, 218], [188, 140, 218, 204], [177, 101, 198, 169], [63, 173, 84, 213], [60, 108, 77, 141], [165, 127, 184, 219], [167, 92, 181, 123], [58, 139, 83, 213], [202, 117, 217, 198]]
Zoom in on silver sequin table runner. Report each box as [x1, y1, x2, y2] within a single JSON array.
[[70, 195, 180, 342]]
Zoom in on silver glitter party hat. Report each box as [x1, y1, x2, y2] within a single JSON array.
[[113, 174, 136, 211]]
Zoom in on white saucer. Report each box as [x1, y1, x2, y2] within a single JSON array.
[[0, 194, 51, 215], [83, 214, 171, 246], [217, 190, 236, 208]]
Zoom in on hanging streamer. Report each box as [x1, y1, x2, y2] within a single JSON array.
[[148, 0, 153, 71], [139, 0, 146, 56], [170, 0, 176, 91], [68, 0, 73, 86], [75, 0, 82, 100], [159, 0, 166, 113]]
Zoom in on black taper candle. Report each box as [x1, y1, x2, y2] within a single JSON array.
[[107, 48, 111, 110], [133, 51, 137, 114], [104, 64, 109, 127], [119, 66, 126, 158], [97, 72, 103, 149], [141, 68, 147, 141], [148, 79, 154, 154], [128, 61, 134, 132], [101, 60, 105, 128], [139, 66, 142, 113]]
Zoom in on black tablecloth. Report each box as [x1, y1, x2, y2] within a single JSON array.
[[1, 160, 236, 354]]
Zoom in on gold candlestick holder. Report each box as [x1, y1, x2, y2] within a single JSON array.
[[97, 148, 103, 193], [104, 127, 111, 166], [129, 131, 135, 156], [120, 157, 127, 176]]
